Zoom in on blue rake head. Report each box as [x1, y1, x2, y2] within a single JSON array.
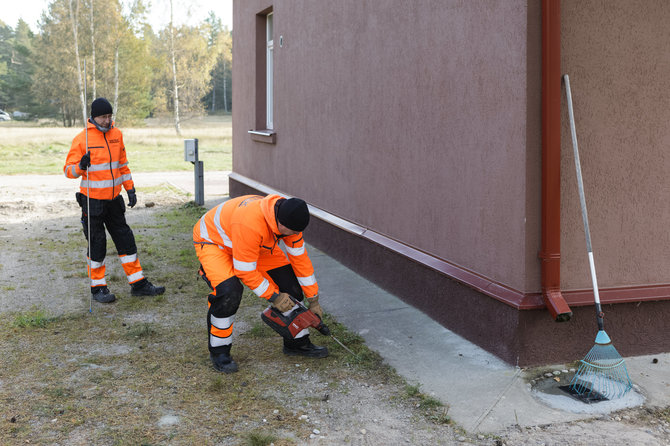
[[568, 331, 633, 401]]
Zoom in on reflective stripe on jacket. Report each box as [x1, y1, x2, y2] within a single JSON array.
[[193, 194, 319, 299], [63, 120, 134, 200]]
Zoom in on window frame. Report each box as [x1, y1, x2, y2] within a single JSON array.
[[248, 9, 276, 144], [266, 12, 274, 130]]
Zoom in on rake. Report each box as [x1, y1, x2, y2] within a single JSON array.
[[563, 74, 633, 400]]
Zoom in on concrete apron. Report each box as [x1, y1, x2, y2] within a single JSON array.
[[309, 245, 670, 434], [196, 181, 667, 434]]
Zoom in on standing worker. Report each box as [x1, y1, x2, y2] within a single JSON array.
[[193, 194, 327, 373], [63, 97, 165, 303]]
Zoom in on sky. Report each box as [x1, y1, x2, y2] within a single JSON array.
[[0, 0, 232, 32]]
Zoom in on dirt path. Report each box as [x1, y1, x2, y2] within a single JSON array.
[[1, 174, 669, 445], [0, 173, 195, 315]]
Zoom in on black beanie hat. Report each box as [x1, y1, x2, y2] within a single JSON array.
[[277, 198, 310, 232], [91, 97, 113, 118]]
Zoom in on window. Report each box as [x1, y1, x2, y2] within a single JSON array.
[[249, 9, 276, 144], [266, 12, 274, 129]]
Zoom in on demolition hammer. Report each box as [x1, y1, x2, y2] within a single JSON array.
[[261, 295, 356, 356]]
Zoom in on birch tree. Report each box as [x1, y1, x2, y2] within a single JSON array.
[[33, 0, 153, 126], [168, 0, 181, 134], [68, 0, 86, 125], [89, 0, 96, 98], [33, 0, 80, 125]]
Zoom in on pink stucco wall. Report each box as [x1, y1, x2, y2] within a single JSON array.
[[233, 0, 540, 294], [560, 0, 670, 292]]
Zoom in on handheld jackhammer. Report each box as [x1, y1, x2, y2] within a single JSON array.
[[261, 295, 356, 355]]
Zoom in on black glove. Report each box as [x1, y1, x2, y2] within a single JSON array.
[[78, 152, 91, 171], [127, 188, 137, 208]]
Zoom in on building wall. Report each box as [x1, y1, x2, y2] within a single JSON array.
[[233, 0, 541, 295], [560, 0, 670, 292], [232, 0, 670, 365]]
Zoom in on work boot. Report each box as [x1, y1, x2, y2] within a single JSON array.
[[91, 286, 116, 303], [131, 279, 166, 296], [283, 336, 329, 358], [210, 351, 239, 374]]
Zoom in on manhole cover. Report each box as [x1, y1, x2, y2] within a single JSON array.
[[558, 384, 608, 404], [530, 370, 645, 414]]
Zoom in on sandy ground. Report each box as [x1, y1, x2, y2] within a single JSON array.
[[0, 173, 197, 315], [1, 173, 670, 445]]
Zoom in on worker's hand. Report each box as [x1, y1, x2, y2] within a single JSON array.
[[78, 152, 91, 171], [127, 188, 137, 208], [269, 292, 294, 313], [306, 295, 323, 319]]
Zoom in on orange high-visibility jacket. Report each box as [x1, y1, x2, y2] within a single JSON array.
[[63, 120, 134, 200], [193, 194, 319, 300]]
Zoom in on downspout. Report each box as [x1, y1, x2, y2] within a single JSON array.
[[540, 0, 572, 322]]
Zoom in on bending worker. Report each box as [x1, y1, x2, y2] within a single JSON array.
[[193, 194, 327, 373], [63, 97, 165, 303]]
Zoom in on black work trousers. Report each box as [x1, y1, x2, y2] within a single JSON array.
[[202, 264, 304, 354], [77, 193, 137, 262]]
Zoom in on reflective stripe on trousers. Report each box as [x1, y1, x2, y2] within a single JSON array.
[[209, 314, 234, 347], [119, 253, 144, 284]]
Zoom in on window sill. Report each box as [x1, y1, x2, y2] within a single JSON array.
[[248, 129, 276, 144]]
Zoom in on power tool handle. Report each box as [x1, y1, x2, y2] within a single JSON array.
[[288, 294, 331, 335]]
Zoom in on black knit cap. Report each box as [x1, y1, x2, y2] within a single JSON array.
[[277, 198, 310, 232], [90, 97, 113, 118]]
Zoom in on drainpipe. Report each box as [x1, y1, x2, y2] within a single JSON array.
[[540, 0, 572, 322]]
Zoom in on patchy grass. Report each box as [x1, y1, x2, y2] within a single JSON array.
[[11, 307, 59, 328], [246, 431, 280, 446], [400, 382, 451, 425], [0, 199, 447, 445]]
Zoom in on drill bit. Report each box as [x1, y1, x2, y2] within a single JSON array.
[[331, 334, 357, 356]]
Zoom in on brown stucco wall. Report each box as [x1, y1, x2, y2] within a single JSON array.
[[233, 0, 542, 296], [560, 1, 670, 292], [233, 1, 670, 364]]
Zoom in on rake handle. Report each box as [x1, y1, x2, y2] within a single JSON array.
[[563, 74, 604, 331]]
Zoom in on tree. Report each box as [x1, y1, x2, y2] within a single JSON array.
[[113, 18, 153, 124], [10, 21, 38, 114], [32, 0, 83, 125], [203, 13, 232, 114], [92, 0, 153, 125], [32, 0, 153, 126], [215, 27, 232, 113], [0, 22, 12, 109], [168, 0, 181, 134], [89, 0, 97, 98], [4, 0, 228, 125], [0, 20, 39, 114], [151, 12, 216, 126], [68, 0, 87, 125]]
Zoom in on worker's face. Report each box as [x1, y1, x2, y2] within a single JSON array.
[[93, 113, 112, 128], [277, 222, 299, 236]]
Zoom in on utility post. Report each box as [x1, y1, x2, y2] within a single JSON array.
[[184, 138, 204, 205]]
